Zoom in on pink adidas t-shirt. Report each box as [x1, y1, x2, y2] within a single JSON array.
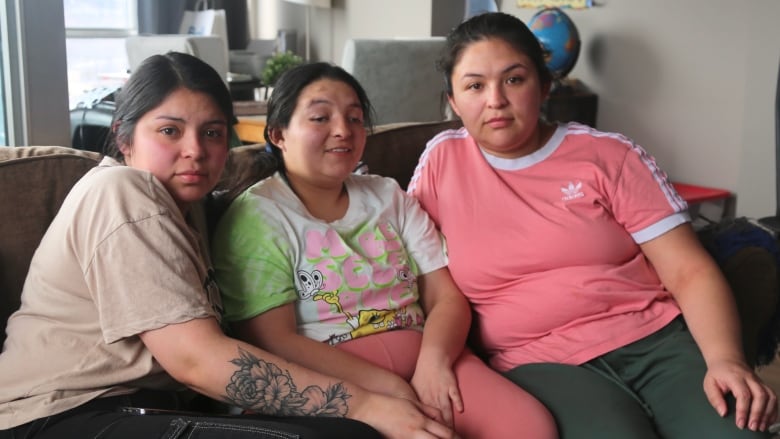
[[409, 123, 688, 371]]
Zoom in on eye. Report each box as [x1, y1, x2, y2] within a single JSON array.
[[310, 115, 328, 123], [204, 128, 223, 138], [506, 76, 524, 85], [160, 126, 178, 136], [466, 82, 483, 91], [349, 115, 364, 124]]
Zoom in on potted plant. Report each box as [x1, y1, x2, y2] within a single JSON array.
[[261, 51, 303, 88]]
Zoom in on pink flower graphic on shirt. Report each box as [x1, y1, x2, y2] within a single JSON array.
[[377, 223, 402, 252], [305, 228, 347, 259], [358, 231, 387, 258]]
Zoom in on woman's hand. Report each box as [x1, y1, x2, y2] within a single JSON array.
[[351, 391, 458, 439], [703, 358, 778, 431], [388, 373, 424, 402], [641, 225, 778, 432], [411, 358, 464, 427], [411, 267, 471, 426]]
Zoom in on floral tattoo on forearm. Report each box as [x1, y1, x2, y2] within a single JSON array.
[[224, 347, 351, 416]]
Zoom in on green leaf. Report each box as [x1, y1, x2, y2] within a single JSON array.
[[261, 51, 304, 86]]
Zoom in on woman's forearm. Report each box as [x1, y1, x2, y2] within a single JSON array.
[[416, 268, 472, 367], [140, 317, 369, 417]]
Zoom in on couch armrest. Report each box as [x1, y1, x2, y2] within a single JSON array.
[[0, 147, 101, 348]]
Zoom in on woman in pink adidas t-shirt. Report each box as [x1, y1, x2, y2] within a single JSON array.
[[409, 11, 776, 438]]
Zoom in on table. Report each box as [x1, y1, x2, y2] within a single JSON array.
[[544, 78, 598, 127], [234, 116, 266, 144], [672, 182, 736, 223], [233, 100, 267, 144]]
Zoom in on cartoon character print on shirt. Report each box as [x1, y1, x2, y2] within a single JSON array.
[[296, 269, 324, 300], [313, 289, 359, 329], [295, 221, 425, 346]]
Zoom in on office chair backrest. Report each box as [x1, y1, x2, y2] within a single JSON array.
[[125, 34, 229, 84]]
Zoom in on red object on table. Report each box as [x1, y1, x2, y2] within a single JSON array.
[[672, 182, 732, 204], [672, 182, 736, 220]]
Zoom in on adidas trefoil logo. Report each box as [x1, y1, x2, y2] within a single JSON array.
[[561, 181, 584, 201]]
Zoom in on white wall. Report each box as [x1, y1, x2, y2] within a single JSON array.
[[506, 0, 780, 220], [261, 0, 780, 219], [331, 0, 433, 63]]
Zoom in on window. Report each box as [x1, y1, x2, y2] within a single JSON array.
[[63, 0, 137, 108]]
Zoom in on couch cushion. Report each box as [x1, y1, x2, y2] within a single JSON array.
[[0, 147, 101, 348]]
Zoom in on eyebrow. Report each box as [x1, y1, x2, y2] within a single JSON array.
[[154, 115, 227, 125], [306, 99, 362, 111], [460, 62, 530, 79]]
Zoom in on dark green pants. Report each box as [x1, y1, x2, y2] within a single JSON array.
[[504, 318, 770, 439]]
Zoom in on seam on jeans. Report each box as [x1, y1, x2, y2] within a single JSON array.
[[92, 417, 127, 439], [163, 418, 191, 439], [584, 357, 654, 418], [185, 421, 300, 439]]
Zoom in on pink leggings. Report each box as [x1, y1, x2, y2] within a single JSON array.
[[336, 330, 557, 439]]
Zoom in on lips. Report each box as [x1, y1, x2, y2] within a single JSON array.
[[486, 116, 512, 128], [325, 147, 352, 153], [177, 170, 207, 183]]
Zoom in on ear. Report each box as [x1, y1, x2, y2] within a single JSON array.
[[268, 126, 287, 152], [447, 94, 462, 118], [118, 143, 131, 157]]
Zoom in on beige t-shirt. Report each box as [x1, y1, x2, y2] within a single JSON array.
[[0, 157, 221, 429]]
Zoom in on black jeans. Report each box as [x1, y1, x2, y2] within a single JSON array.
[[2, 391, 380, 439]]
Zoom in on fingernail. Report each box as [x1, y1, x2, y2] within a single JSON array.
[[749, 421, 757, 431], [737, 418, 745, 429]]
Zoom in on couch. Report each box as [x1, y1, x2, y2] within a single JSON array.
[[1, 120, 779, 370]]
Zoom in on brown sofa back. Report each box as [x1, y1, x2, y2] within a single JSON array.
[[0, 147, 101, 347], [364, 120, 462, 190]]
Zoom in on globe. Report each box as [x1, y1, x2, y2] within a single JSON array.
[[528, 7, 581, 80]]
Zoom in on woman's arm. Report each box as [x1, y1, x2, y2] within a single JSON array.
[[640, 224, 777, 431], [232, 303, 419, 402], [412, 267, 472, 425], [140, 316, 456, 439]]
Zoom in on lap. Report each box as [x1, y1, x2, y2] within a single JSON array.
[[335, 329, 421, 379], [22, 411, 376, 439], [3, 393, 380, 439], [606, 318, 770, 439], [504, 319, 770, 439], [338, 330, 557, 439], [505, 362, 660, 439], [452, 350, 557, 439]]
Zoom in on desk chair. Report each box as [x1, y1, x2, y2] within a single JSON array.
[[341, 38, 451, 125]]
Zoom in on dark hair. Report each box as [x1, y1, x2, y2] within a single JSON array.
[[438, 12, 552, 95], [106, 51, 234, 160]]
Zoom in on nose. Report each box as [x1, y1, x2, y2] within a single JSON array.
[[331, 115, 353, 139], [486, 83, 508, 109], [181, 132, 206, 159]]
